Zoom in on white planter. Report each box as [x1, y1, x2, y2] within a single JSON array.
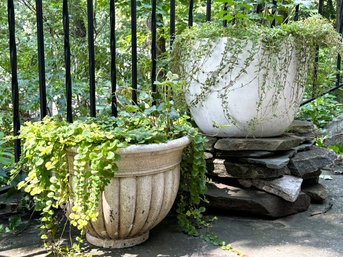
[[180, 36, 311, 137], [67, 136, 190, 248]]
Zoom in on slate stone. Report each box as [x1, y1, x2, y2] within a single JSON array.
[[302, 176, 320, 187], [302, 184, 328, 203], [216, 150, 275, 158], [287, 120, 319, 141], [206, 136, 218, 152], [206, 182, 311, 218], [292, 143, 313, 153], [238, 179, 253, 188], [206, 160, 215, 174], [215, 135, 304, 152], [205, 152, 213, 160], [301, 169, 322, 180], [210, 159, 229, 177], [224, 161, 287, 179], [287, 120, 317, 134], [288, 146, 337, 178], [242, 153, 291, 169], [250, 175, 303, 202]]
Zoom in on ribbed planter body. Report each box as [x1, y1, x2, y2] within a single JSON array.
[[180, 37, 310, 137], [67, 136, 190, 248]]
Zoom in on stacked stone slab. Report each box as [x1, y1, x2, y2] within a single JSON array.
[[205, 120, 337, 218]]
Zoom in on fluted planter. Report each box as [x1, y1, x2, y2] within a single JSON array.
[[67, 136, 190, 248]]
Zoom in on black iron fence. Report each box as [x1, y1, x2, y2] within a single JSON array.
[[6, 0, 343, 161]]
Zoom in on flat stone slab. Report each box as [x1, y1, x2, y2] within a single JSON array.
[[250, 175, 303, 202], [302, 176, 320, 187], [287, 120, 319, 141], [206, 182, 311, 218], [215, 135, 304, 152], [204, 152, 213, 160], [292, 143, 313, 153], [242, 152, 291, 169], [216, 150, 275, 158], [288, 120, 317, 134], [289, 146, 337, 178], [224, 161, 287, 179], [205, 136, 218, 152], [302, 183, 328, 203]]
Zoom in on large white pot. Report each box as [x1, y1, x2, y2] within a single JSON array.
[[67, 136, 190, 248], [180, 36, 311, 137]]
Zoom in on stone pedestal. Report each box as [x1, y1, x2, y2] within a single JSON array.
[[205, 120, 336, 218]]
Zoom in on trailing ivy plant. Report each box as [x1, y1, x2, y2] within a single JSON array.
[[172, 15, 343, 134], [11, 100, 207, 256]]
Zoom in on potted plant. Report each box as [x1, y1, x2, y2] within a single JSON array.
[[11, 86, 208, 254], [172, 14, 343, 137]]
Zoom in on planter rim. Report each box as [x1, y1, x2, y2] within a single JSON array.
[[67, 136, 190, 155], [117, 135, 190, 154]]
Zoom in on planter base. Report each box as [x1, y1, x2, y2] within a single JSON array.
[[86, 232, 149, 248]]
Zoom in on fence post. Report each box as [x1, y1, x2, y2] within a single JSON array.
[[7, 0, 21, 162], [170, 0, 176, 47], [206, 0, 211, 22], [110, 0, 117, 116], [63, 0, 73, 123], [188, 0, 193, 27], [336, 1, 343, 88], [35, 0, 47, 119], [151, 0, 157, 104], [223, 3, 228, 27], [87, 0, 96, 117]]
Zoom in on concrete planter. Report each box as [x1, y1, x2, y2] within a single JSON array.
[[67, 136, 190, 248], [181, 37, 310, 137]]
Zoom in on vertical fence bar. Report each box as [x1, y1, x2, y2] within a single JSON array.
[[131, 0, 138, 104], [223, 3, 228, 27], [318, 0, 324, 15], [35, 0, 47, 119], [110, 0, 117, 116], [87, 0, 96, 117], [294, 4, 300, 21], [206, 0, 211, 22], [312, 0, 324, 97], [336, 2, 343, 87], [7, 0, 21, 162], [151, 0, 157, 104], [63, 0, 73, 123], [271, 0, 277, 27], [256, 3, 263, 13], [188, 0, 193, 27], [170, 0, 176, 48]]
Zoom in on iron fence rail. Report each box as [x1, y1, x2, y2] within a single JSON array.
[[63, 0, 73, 123], [110, 0, 117, 117], [36, 0, 47, 119], [6, 0, 343, 162], [7, 0, 20, 162]]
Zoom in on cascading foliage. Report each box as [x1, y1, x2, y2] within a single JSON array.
[[172, 16, 343, 134]]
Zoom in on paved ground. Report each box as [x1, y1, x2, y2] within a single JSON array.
[[0, 173, 342, 257]]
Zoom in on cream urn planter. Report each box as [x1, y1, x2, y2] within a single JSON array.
[[174, 36, 311, 137], [67, 136, 190, 248]]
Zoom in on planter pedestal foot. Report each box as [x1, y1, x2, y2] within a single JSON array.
[[86, 232, 149, 248]]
